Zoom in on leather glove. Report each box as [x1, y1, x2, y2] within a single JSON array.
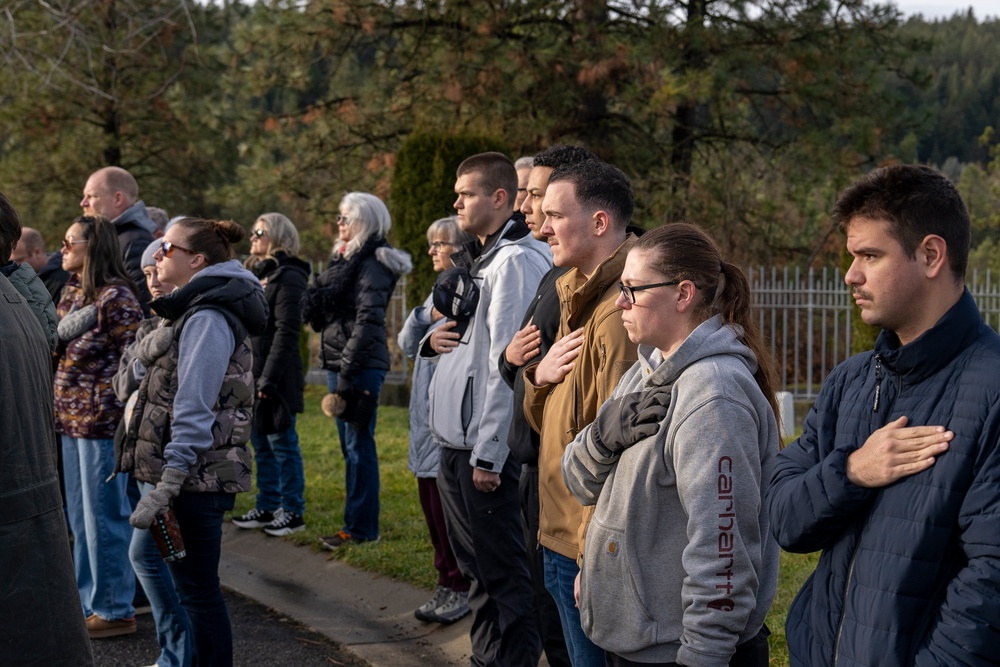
[[134, 326, 174, 366], [57, 304, 98, 343], [130, 467, 187, 529], [592, 389, 672, 457]]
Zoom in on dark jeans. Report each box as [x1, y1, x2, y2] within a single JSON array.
[[436, 448, 540, 667], [168, 491, 236, 667], [327, 369, 385, 541], [417, 477, 469, 592], [604, 626, 770, 667], [519, 465, 571, 667]]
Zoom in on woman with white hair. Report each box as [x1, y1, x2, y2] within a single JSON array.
[[303, 193, 411, 550], [232, 213, 311, 536]]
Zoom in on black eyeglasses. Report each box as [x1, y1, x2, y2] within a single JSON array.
[[617, 280, 680, 304], [158, 240, 196, 258], [251, 228, 267, 239], [335, 214, 349, 224], [429, 241, 456, 252]]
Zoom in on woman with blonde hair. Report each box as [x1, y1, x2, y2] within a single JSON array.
[[55, 214, 143, 638], [562, 223, 780, 667], [303, 193, 411, 549], [232, 213, 311, 536]]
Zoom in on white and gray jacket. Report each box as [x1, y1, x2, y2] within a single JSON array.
[[562, 316, 780, 666], [422, 217, 551, 470]]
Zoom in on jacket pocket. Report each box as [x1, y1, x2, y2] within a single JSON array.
[[461, 375, 474, 439], [581, 516, 658, 654]]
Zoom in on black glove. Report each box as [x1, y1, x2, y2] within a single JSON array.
[[340, 389, 378, 430], [592, 389, 671, 457]]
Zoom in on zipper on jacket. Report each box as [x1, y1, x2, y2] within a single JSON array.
[[833, 545, 859, 666], [872, 354, 883, 412]]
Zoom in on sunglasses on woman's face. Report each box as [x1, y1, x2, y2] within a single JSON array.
[[251, 228, 267, 239], [61, 238, 88, 251], [159, 240, 196, 258]]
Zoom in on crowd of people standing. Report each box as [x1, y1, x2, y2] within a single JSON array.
[[1, 152, 998, 667]]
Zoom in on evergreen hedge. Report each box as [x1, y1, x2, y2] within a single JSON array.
[[389, 131, 508, 309]]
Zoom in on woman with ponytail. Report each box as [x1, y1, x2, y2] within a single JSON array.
[[118, 217, 267, 666], [562, 223, 780, 667]]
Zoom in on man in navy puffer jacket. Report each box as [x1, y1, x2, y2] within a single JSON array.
[[767, 164, 1000, 667]]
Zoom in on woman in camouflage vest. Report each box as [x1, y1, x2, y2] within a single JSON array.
[[121, 218, 267, 667]]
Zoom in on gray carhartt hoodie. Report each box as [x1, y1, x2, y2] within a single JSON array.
[[562, 315, 780, 666]]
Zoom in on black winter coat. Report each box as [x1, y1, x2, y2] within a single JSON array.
[[249, 252, 309, 414], [304, 237, 411, 381]]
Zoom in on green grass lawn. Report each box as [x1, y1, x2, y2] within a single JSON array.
[[231, 384, 819, 664]]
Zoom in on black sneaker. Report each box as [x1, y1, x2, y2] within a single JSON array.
[[414, 585, 450, 622], [264, 509, 305, 536], [319, 530, 380, 550], [232, 507, 275, 529], [433, 589, 470, 624]]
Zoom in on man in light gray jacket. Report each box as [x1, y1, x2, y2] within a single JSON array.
[[422, 152, 551, 666]]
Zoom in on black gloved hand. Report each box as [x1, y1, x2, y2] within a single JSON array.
[[592, 389, 671, 457]]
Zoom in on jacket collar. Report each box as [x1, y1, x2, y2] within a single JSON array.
[[451, 212, 530, 270], [875, 288, 983, 383], [560, 234, 636, 330]]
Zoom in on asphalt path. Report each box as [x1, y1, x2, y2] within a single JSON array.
[[89, 589, 369, 667]]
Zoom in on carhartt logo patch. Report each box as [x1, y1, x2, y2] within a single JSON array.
[[606, 540, 619, 557]]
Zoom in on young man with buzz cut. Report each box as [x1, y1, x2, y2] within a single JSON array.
[[767, 164, 1000, 666], [521, 159, 639, 667], [423, 151, 551, 666]]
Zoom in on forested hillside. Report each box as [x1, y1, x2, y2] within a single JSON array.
[[0, 1, 997, 271]]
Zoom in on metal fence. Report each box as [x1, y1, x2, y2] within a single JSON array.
[[751, 266, 1000, 401], [307, 266, 1000, 401]]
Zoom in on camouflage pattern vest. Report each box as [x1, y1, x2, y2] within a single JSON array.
[[120, 315, 254, 493]]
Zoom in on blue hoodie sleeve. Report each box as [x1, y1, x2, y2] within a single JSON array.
[[163, 310, 235, 473]]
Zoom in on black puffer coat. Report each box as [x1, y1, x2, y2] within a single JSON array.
[[303, 236, 411, 381], [248, 252, 310, 414]]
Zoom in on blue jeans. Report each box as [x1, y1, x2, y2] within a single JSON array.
[[249, 417, 305, 516], [327, 369, 385, 541], [130, 483, 192, 667], [167, 491, 236, 667], [544, 548, 605, 667], [61, 435, 135, 620]]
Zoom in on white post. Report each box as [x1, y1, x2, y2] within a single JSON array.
[[776, 391, 795, 439]]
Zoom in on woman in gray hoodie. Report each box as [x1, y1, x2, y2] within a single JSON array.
[[562, 223, 781, 667]]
